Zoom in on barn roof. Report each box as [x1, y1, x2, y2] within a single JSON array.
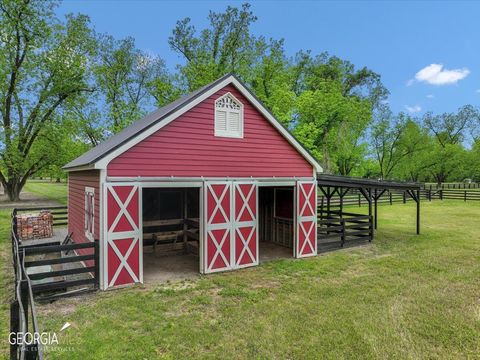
[[64, 74, 323, 172]]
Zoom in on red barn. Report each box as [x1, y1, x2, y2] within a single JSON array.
[[64, 74, 322, 290]]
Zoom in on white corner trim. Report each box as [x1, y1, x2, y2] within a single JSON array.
[[93, 75, 323, 173]]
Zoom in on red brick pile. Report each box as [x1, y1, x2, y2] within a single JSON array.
[[16, 211, 53, 240]]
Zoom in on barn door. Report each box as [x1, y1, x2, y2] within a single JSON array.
[[295, 181, 317, 258], [104, 184, 142, 288], [233, 182, 258, 269], [203, 182, 233, 273]]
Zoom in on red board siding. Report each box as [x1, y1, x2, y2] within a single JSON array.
[[107, 85, 314, 177], [68, 170, 100, 262]]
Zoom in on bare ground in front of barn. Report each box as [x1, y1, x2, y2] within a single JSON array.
[[1, 183, 480, 359]]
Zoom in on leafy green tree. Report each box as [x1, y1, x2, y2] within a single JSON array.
[[294, 80, 372, 173], [95, 36, 167, 133], [291, 51, 387, 174], [69, 35, 168, 145], [162, 3, 386, 175], [427, 143, 468, 184], [167, 3, 263, 91], [392, 120, 433, 181], [299, 52, 388, 108], [422, 105, 480, 184], [371, 109, 426, 180], [0, 0, 96, 200], [470, 139, 480, 182]]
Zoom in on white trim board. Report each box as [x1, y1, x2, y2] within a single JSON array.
[[82, 75, 322, 173]]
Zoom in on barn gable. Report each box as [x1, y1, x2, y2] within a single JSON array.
[[64, 74, 322, 175], [107, 84, 315, 178]]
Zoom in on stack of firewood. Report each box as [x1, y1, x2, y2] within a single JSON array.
[[16, 211, 53, 240]]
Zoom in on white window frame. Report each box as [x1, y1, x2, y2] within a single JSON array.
[[85, 186, 95, 241], [214, 92, 244, 138]]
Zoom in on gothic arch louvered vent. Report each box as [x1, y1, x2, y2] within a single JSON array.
[[214, 93, 244, 138]]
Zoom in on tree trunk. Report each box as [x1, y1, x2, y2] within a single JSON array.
[[56, 177, 61, 183], [5, 182, 22, 202]]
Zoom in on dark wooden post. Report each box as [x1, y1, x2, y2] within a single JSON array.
[[94, 240, 100, 288], [374, 188, 378, 230], [340, 218, 345, 247], [326, 187, 331, 214], [20, 280, 29, 330], [416, 189, 420, 235], [440, 189, 443, 200], [339, 191, 343, 214], [358, 193, 361, 207], [10, 300, 19, 360], [403, 191, 406, 204], [369, 188, 373, 242], [183, 188, 188, 248], [389, 191, 392, 205], [464, 190, 467, 202], [12, 208, 18, 239], [368, 188, 372, 234]]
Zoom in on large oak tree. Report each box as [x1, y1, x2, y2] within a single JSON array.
[[0, 0, 96, 200]]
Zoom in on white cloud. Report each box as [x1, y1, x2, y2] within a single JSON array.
[[410, 63, 470, 86], [405, 104, 422, 113], [426, 94, 435, 99]]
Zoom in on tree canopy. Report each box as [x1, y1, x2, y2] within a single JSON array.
[[1, 1, 479, 200]]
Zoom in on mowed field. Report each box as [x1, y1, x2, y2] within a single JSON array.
[[1, 183, 479, 359]]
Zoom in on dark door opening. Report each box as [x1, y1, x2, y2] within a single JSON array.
[[258, 186, 294, 262], [142, 187, 200, 282]]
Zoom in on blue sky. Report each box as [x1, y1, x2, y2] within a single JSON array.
[[57, 1, 480, 116]]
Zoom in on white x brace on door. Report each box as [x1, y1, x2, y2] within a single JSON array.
[[203, 181, 233, 273], [104, 183, 142, 289], [203, 181, 258, 273], [295, 181, 317, 258], [232, 182, 258, 269]]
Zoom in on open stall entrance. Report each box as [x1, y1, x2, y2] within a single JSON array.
[[142, 187, 200, 282], [258, 186, 294, 262]]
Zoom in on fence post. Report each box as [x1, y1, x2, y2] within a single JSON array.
[[464, 190, 467, 202], [440, 189, 443, 200], [10, 300, 19, 360], [403, 191, 406, 204], [20, 280, 29, 332], [358, 194, 361, 207], [12, 208, 17, 239], [94, 240, 100, 289], [340, 219, 345, 247], [389, 192, 392, 205], [369, 215, 373, 242], [429, 189, 432, 201]]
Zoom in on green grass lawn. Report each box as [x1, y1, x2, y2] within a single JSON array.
[[23, 180, 68, 204], [0, 185, 479, 358]]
